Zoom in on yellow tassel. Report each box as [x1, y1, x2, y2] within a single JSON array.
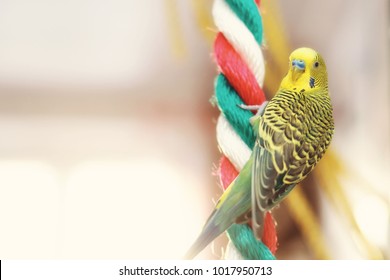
[[164, 0, 187, 58], [315, 152, 384, 259], [190, 0, 215, 45]]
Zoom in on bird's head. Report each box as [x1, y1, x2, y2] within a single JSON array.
[[280, 47, 328, 91]]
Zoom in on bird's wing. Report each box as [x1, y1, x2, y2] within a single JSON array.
[[251, 89, 333, 239], [251, 140, 271, 238]]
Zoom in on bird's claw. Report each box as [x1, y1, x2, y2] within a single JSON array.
[[238, 102, 269, 117]]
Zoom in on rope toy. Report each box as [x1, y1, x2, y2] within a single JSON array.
[[212, 0, 277, 259]]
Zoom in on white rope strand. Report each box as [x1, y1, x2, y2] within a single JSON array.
[[213, 0, 265, 87], [216, 115, 251, 170]]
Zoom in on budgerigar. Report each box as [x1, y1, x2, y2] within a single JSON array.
[[185, 47, 334, 259]]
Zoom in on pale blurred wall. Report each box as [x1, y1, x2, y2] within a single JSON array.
[[0, 0, 217, 258]]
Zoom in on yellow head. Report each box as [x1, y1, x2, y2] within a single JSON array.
[[280, 47, 328, 91]]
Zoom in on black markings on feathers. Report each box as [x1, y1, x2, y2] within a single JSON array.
[[254, 87, 334, 207]]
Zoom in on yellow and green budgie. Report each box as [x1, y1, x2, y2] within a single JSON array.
[[185, 48, 334, 259]]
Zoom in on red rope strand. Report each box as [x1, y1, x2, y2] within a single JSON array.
[[214, 33, 266, 106]]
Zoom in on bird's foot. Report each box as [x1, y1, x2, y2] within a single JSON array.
[[238, 102, 268, 125]]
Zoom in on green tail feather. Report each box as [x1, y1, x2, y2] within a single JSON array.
[[185, 210, 231, 259]]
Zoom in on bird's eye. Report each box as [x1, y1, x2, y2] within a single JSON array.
[[314, 62, 319, 68]]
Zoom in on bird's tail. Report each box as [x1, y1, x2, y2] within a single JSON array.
[[185, 166, 251, 259], [184, 210, 230, 259]]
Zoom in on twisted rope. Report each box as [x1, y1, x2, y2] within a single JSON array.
[[212, 0, 277, 259]]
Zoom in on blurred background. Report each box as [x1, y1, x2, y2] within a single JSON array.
[[0, 0, 388, 259]]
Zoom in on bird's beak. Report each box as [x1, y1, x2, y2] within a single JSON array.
[[291, 59, 305, 82], [291, 67, 304, 82]]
